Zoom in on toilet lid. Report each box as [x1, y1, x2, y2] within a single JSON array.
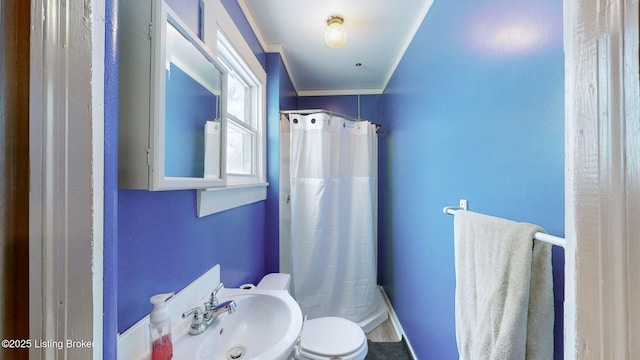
[[299, 317, 366, 358]]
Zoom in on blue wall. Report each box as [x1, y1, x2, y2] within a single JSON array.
[[114, 0, 272, 337], [108, 0, 564, 358], [298, 95, 383, 125], [382, 0, 564, 358], [117, 191, 266, 331], [265, 53, 297, 273], [220, 0, 266, 69]]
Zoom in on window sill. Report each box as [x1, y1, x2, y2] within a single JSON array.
[[196, 182, 268, 217]]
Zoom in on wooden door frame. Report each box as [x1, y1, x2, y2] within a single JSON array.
[[1, 0, 30, 353], [29, 0, 104, 358], [564, 0, 640, 358], [25, 0, 640, 358]]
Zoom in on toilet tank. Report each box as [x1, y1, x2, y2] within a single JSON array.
[[256, 273, 291, 293]]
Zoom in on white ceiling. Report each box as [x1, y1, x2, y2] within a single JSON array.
[[238, 0, 434, 96]]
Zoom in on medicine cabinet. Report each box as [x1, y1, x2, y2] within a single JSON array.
[[119, 0, 227, 190]]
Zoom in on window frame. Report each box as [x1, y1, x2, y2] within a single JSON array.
[[197, 0, 267, 217], [217, 33, 261, 180]]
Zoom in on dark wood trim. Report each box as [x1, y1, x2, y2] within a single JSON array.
[[0, 0, 30, 358]]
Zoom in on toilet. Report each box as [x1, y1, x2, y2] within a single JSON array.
[[257, 273, 368, 360]]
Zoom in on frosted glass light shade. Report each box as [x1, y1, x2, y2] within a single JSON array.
[[324, 15, 347, 48]]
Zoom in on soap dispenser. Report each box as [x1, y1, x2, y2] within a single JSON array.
[[149, 292, 174, 360]]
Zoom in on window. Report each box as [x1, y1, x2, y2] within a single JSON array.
[[217, 32, 264, 184], [197, 0, 267, 217]]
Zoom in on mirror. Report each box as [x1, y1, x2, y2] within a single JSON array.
[[118, 1, 227, 190], [164, 20, 224, 181]]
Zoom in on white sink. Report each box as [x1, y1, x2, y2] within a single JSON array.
[[173, 288, 303, 360]]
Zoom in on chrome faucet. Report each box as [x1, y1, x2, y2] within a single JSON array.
[[182, 283, 237, 335], [208, 283, 224, 307]]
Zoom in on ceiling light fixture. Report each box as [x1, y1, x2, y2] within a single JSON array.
[[324, 15, 347, 48]]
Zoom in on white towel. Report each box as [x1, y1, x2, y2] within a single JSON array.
[[454, 210, 554, 360]]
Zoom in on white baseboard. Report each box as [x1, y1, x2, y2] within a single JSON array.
[[379, 286, 418, 359]]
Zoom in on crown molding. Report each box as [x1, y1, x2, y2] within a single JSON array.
[[237, 0, 268, 51], [297, 88, 384, 97], [238, 0, 300, 94], [238, 0, 433, 97], [382, 0, 434, 91], [264, 43, 300, 95]]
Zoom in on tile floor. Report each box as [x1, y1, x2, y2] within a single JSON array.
[[366, 316, 401, 342]]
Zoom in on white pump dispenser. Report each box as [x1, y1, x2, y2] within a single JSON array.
[[149, 292, 174, 360]]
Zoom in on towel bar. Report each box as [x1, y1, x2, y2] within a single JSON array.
[[443, 205, 565, 248]]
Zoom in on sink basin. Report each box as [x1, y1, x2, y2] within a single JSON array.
[[173, 288, 303, 360]]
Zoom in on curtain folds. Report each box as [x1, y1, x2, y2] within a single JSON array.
[[288, 112, 378, 322]]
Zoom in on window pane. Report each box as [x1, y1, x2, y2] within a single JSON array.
[[226, 121, 254, 175], [227, 72, 247, 123]]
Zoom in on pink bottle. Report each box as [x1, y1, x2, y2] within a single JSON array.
[[149, 293, 174, 360]]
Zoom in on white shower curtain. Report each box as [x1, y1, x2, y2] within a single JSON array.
[[288, 111, 378, 322]]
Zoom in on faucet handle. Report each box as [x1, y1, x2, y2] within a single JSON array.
[[209, 283, 224, 306], [224, 300, 237, 314], [182, 307, 207, 335], [182, 307, 204, 321]]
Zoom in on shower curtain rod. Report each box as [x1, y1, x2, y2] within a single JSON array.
[[442, 205, 565, 248], [280, 109, 381, 130]]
